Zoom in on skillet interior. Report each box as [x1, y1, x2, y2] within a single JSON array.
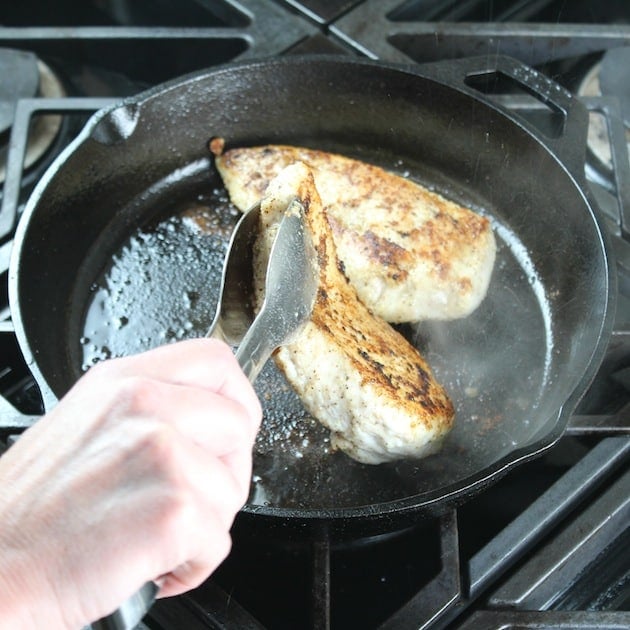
[[10, 57, 613, 524]]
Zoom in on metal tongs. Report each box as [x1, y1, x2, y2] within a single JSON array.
[[210, 196, 318, 381], [92, 197, 317, 630]]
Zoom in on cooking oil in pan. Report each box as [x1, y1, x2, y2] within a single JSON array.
[[80, 189, 239, 369], [79, 179, 334, 480]]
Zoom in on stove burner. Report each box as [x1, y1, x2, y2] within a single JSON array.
[[0, 52, 65, 185], [600, 47, 630, 127], [0, 48, 39, 134], [577, 55, 630, 178]]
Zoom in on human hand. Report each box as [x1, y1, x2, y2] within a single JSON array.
[[0, 338, 262, 629]]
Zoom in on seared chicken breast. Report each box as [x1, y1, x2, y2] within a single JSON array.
[[215, 144, 496, 323], [254, 162, 454, 464]]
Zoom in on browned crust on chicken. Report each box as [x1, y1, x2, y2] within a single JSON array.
[[256, 162, 455, 464], [217, 144, 496, 323]]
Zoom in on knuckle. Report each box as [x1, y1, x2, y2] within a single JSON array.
[[211, 529, 232, 567], [226, 412, 254, 450], [223, 488, 243, 520], [113, 375, 162, 417], [225, 469, 251, 515], [153, 493, 195, 552], [136, 423, 182, 480]]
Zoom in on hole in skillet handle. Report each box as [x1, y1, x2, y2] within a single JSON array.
[[464, 69, 567, 139], [417, 54, 590, 180]]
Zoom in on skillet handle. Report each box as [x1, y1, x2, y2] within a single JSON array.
[[417, 55, 589, 179]]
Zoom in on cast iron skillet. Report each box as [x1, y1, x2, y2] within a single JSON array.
[[8, 55, 616, 539]]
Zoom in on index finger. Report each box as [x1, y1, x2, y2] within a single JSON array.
[[88, 339, 262, 428]]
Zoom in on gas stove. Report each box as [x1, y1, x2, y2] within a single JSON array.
[[0, 2, 629, 629]]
